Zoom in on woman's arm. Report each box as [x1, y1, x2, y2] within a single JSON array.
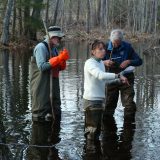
[[85, 60, 116, 80]]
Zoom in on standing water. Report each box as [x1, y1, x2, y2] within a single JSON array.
[[0, 41, 160, 160]]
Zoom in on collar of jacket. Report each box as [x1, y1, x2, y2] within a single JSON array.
[[108, 41, 125, 51]]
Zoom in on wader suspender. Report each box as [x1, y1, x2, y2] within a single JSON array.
[[42, 41, 50, 55], [41, 41, 55, 120], [41, 41, 58, 57]]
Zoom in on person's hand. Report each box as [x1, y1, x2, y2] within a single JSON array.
[[120, 60, 130, 69], [49, 49, 69, 68], [120, 75, 130, 86], [49, 56, 60, 67], [103, 60, 114, 67], [59, 48, 69, 61]]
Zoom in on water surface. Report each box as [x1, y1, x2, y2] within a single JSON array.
[[0, 41, 160, 160]]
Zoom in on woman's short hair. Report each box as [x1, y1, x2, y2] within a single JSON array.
[[91, 40, 105, 50]]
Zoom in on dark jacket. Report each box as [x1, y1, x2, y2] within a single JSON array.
[[103, 41, 142, 74]]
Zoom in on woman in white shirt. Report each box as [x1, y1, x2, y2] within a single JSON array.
[[83, 40, 128, 141]]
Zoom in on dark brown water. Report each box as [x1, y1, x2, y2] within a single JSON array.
[[0, 41, 160, 160]]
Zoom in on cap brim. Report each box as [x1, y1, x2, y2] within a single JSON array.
[[44, 31, 64, 38]]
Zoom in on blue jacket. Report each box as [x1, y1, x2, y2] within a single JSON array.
[[33, 39, 58, 72], [103, 41, 143, 68]]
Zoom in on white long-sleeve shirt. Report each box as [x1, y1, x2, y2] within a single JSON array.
[[83, 57, 119, 101]]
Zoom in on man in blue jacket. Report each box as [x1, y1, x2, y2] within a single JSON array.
[[103, 29, 143, 121]]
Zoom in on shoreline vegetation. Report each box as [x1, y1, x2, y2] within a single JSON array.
[[1, 0, 160, 50], [0, 28, 158, 50]]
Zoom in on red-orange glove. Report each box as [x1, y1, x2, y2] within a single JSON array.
[[59, 60, 66, 71], [59, 48, 69, 61], [49, 49, 69, 68], [49, 56, 60, 67]]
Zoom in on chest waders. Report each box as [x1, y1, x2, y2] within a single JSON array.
[[104, 47, 136, 120], [43, 20, 55, 121]]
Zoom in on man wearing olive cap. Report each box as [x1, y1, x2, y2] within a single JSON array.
[[30, 26, 69, 121]]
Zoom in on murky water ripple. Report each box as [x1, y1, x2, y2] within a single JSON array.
[[0, 42, 160, 159]]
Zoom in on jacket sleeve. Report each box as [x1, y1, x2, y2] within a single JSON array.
[[85, 61, 116, 80], [129, 45, 143, 66], [34, 43, 52, 72]]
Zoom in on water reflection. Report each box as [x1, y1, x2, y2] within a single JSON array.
[[0, 49, 30, 119], [83, 114, 135, 160], [27, 120, 61, 160], [0, 49, 31, 159], [83, 139, 102, 160], [0, 41, 160, 159], [0, 120, 12, 160]]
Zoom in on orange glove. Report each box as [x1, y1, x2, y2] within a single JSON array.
[[49, 49, 69, 68], [59, 60, 66, 71], [59, 48, 69, 61], [49, 56, 60, 67]]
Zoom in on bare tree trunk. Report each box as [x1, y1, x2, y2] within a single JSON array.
[[0, 0, 14, 45], [148, 0, 154, 33], [60, 0, 65, 27], [45, 0, 49, 26], [18, 0, 22, 36], [132, 0, 137, 34], [76, 0, 81, 22], [140, 0, 145, 32], [144, 0, 149, 33], [53, 0, 60, 25], [127, 0, 132, 30], [96, 0, 101, 25], [12, 0, 16, 40], [29, 0, 43, 40], [89, 0, 94, 27], [100, 0, 108, 29], [1, 0, 160, 41], [154, 0, 158, 33], [24, 0, 31, 37], [68, 0, 72, 24], [86, 0, 91, 33]]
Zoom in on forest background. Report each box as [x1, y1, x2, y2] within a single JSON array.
[[0, 0, 160, 47]]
